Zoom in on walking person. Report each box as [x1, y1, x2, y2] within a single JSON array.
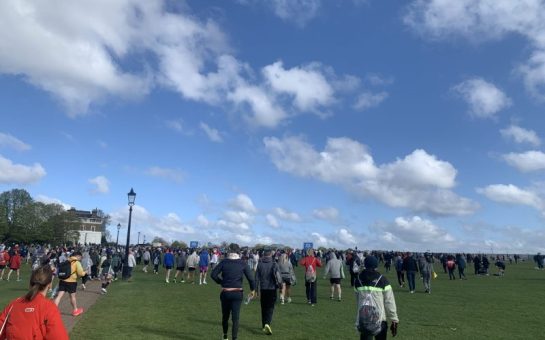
[[346, 251, 361, 287], [126, 249, 136, 281], [186, 250, 199, 284], [300, 249, 322, 306], [0, 246, 9, 280], [455, 254, 466, 280], [99, 254, 114, 294], [152, 249, 162, 275], [142, 248, 151, 273], [355, 256, 399, 340], [402, 252, 418, 294], [255, 248, 282, 335], [163, 249, 174, 283], [210, 248, 220, 272], [323, 252, 344, 301], [211, 243, 256, 340], [394, 254, 405, 288], [6, 249, 22, 282], [80, 251, 92, 290], [0, 265, 69, 339], [199, 248, 210, 285], [54, 251, 86, 316], [277, 252, 295, 304], [174, 250, 187, 283], [446, 255, 456, 280], [420, 253, 434, 294]]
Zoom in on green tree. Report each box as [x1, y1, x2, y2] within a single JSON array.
[[0, 189, 33, 240], [171, 240, 187, 249], [151, 237, 169, 246]]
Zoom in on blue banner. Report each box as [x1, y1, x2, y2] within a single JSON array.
[[303, 242, 313, 250], [190, 241, 199, 248]]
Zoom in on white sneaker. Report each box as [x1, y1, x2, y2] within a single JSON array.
[[203, 280, 207, 284], [166, 279, 169, 283], [287, 297, 292, 303], [101, 288, 107, 294]]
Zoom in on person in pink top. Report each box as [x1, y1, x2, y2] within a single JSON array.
[[299, 249, 322, 306]]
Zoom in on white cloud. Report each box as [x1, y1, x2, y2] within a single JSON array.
[[337, 228, 356, 247], [405, 0, 545, 99], [477, 184, 544, 211], [263, 61, 334, 112], [0, 133, 31, 151], [274, 207, 301, 221], [266, 214, 280, 228], [0, 154, 45, 184], [230, 194, 257, 213], [353, 91, 388, 111], [146, 166, 184, 183], [503, 151, 545, 172], [313, 207, 339, 221], [228, 84, 287, 128], [200, 122, 223, 143], [89, 175, 110, 194], [452, 78, 511, 118], [374, 216, 455, 247], [35, 194, 71, 210], [500, 125, 541, 146], [197, 214, 210, 227], [264, 136, 477, 215], [270, 0, 321, 27]]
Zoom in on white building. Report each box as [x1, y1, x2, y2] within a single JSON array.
[[68, 208, 104, 245]]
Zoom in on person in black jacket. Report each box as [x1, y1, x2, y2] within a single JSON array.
[[212, 243, 256, 340], [255, 248, 282, 335], [401, 253, 418, 294]]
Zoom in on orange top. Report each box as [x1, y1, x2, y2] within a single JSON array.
[[0, 294, 68, 340]]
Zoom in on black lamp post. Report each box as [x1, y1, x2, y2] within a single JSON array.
[[116, 223, 121, 248], [122, 188, 136, 280]]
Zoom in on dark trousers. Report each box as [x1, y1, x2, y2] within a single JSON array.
[[448, 268, 456, 280], [360, 321, 388, 340], [458, 267, 465, 279], [220, 291, 243, 340], [260, 289, 277, 327], [406, 271, 416, 291], [91, 265, 98, 278], [396, 270, 404, 286], [305, 281, 317, 303], [82, 274, 90, 285], [350, 271, 357, 287]]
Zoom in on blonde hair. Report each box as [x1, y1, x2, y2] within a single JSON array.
[[307, 249, 314, 257]]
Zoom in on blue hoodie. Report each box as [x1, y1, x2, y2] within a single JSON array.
[[199, 250, 209, 267], [164, 252, 174, 267]]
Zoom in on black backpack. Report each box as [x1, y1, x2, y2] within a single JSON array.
[[57, 260, 74, 280]]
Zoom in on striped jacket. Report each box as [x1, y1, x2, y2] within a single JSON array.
[[354, 269, 399, 324]]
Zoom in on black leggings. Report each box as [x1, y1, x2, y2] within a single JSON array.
[[260, 289, 277, 327], [360, 321, 388, 340], [220, 291, 243, 340]]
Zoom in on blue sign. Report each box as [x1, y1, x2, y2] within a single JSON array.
[[190, 241, 199, 248], [303, 242, 313, 250]]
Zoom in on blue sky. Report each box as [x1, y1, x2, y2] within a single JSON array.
[[1, 0, 545, 252]]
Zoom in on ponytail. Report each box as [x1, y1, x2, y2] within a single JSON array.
[[24, 265, 53, 301]]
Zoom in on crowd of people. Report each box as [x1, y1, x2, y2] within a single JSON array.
[[0, 241, 537, 339]]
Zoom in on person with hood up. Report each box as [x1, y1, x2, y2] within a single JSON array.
[[186, 249, 199, 284], [323, 251, 345, 301], [255, 248, 282, 335], [420, 253, 434, 294], [355, 256, 399, 340]]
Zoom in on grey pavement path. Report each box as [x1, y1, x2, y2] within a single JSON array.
[[56, 279, 102, 332]]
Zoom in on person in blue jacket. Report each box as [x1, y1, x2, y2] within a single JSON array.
[[199, 248, 210, 285], [163, 248, 175, 283]]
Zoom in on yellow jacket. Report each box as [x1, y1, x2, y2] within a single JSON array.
[[62, 257, 85, 283]]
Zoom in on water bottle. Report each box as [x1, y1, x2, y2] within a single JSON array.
[[244, 294, 253, 305]]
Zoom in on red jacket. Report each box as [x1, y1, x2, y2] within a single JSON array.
[[0, 294, 68, 340], [0, 251, 8, 266], [8, 254, 21, 270], [299, 256, 322, 271]]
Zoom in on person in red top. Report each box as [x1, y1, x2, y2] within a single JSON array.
[[6, 249, 22, 282], [0, 247, 9, 280], [299, 249, 322, 306], [0, 265, 68, 340]]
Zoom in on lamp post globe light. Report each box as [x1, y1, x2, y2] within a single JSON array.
[[122, 188, 136, 280], [116, 223, 121, 248]]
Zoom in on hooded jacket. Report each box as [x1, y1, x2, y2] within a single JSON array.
[[324, 253, 344, 279], [354, 269, 399, 324], [255, 256, 282, 291]]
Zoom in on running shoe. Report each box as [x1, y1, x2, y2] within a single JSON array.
[[72, 308, 84, 316]]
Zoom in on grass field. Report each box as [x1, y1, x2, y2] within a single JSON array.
[[1, 260, 543, 339]]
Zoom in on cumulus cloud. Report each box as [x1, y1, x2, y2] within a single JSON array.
[[274, 207, 301, 221], [477, 184, 544, 211], [266, 214, 280, 228], [35, 195, 71, 210], [146, 166, 184, 183], [0, 133, 31, 151], [0, 154, 45, 184], [373, 216, 455, 250], [354, 91, 388, 111], [264, 136, 477, 216], [230, 194, 257, 213], [452, 78, 511, 118], [313, 207, 339, 221], [310, 227, 359, 248], [405, 0, 545, 99], [263, 61, 334, 112], [200, 122, 223, 142], [503, 151, 545, 172], [88, 175, 110, 194], [270, 0, 321, 27], [500, 125, 541, 146]]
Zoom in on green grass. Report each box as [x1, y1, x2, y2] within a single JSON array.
[[2, 261, 544, 339]]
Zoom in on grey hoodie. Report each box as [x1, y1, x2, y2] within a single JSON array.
[[324, 253, 344, 279], [255, 256, 282, 291]]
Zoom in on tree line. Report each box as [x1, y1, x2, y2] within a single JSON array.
[[0, 189, 107, 245]]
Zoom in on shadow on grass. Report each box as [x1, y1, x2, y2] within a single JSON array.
[[135, 324, 196, 339], [187, 316, 263, 336]]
